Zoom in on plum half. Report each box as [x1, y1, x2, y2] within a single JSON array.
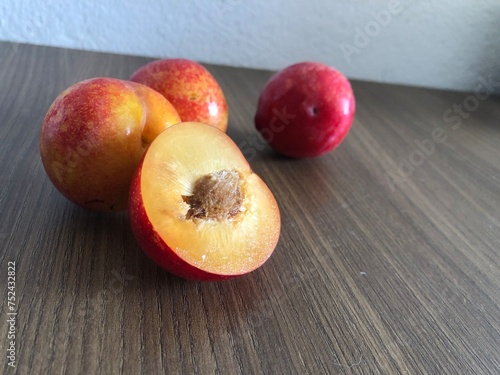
[[129, 122, 281, 281]]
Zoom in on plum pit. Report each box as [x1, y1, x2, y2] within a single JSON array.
[[183, 169, 242, 221]]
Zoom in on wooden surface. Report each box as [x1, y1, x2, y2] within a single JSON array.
[[1, 42, 500, 374]]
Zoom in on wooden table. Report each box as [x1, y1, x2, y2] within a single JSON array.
[[1, 42, 499, 374]]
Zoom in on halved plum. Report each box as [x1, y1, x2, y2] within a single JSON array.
[[129, 122, 281, 281]]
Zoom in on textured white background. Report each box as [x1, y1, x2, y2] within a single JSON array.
[[1, 0, 499, 93]]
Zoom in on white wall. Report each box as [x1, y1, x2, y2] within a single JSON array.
[[1, 0, 499, 93]]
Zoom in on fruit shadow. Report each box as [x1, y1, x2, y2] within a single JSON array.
[[131, 251, 283, 340], [250, 146, 352, 215]]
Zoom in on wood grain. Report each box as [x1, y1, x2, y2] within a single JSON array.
[[1, 42, 499, 374]]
